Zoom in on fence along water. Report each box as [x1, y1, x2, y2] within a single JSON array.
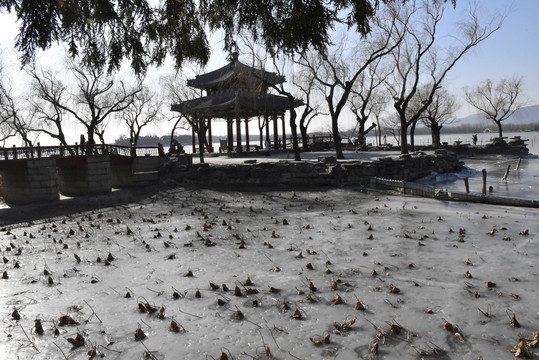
[[371, 177, 539, 208]]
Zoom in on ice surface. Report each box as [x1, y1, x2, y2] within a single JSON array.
[[0, 187, 538, 359]]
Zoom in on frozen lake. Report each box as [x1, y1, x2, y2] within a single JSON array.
[[410, 131, 539, 200]]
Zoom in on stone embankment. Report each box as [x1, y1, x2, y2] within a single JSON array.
[[160, 150, 463, 187]]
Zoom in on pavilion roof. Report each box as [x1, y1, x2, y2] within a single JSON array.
[[170, 90, 303, 119], [187, 55, 285, 90]]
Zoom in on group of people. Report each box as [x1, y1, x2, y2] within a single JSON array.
[[79, 134, 96, 155], [76, 135, 187, 157]]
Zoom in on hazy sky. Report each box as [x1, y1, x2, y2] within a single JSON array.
[[441, 0, 539, 115], [1, 0, 537, 142]]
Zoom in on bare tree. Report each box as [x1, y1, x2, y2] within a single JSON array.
[[0, 58, 11, 143], [381, 114, 401, 146], [267, 56, 304, 161], [369, 91, 390, 146], [240, 39, 272, 150], [286, 62, 326, 152], [464, 77, 524, 137], [71, 62, 142, 144], [28, 65, 73, 149], [256, 116, 268, 149], [0, 85, 27, 145], [240, 36, 304, 161], [31, 57, 142, 147], [299, 6, 405, 159], [163, 73, 210, 163], [348, 59, 390, 149], [385, 0, 503, 153], [118, 85, 163, 146], [0, 62, 35, 146], [416, 87, 456, 145]]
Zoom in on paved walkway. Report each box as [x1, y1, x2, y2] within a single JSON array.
[[191, 150, 403, 165]]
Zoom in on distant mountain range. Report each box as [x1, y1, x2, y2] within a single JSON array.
[[452, 104, 539, 127]]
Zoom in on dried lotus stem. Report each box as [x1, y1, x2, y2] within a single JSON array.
[[134, 324, 147, 341], [291, 308, 304, 320], [509, 340, 532, 358], [170, 320, 180, 332], [235, 309, 244, 320], [443, 321, 464, 339], [184, 270, 194, 277], [390, 323, 402, 334], [34, 318, 44, 335], [310, 333, 330, 345], [369, 341, 379, 354], [507, 310, 521, 328], [210, 282, 220, 290], [66, 332, 85, 348], [353, 295, 366, 311], [157, 306, 166, 319]]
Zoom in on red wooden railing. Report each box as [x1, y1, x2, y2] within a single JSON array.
[[0, 143, 163, 161]]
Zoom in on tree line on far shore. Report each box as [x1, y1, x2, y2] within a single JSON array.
[[125, 119, 539, 150]]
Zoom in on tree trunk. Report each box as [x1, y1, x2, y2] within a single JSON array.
[[197, 118, 206, 164], [400, 122, 409, 154], [51, 131, 75, 155], [362, 123, 377, 137], [356, 121, 377, 150], [86, 126, 97, 155], [289, 110, 301, 161], [87, 126, 94, 145], [300, 124, 309, 152], [430, 123, 442, 146], [169, 117, 184, 148], [197, 132, 205, 163], [376, 118, 382, 146], [332, 115, 344, 159], [496, 121, 503, 137], [409, 121, 416, 152], [358, 121, 365, 139], [133, 128, 142, 147], [97, 132, 105, 144]]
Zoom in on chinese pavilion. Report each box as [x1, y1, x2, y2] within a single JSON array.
[[171, 53, 302, 153]]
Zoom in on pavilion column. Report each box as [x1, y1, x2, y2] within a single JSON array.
[[236, 114, 242, 152], [191, 126, 196, 153], [265, 115, 270, 144], [207, 118, 213, 153], [272, 114, 279, 149], [227, 115, 233, 153], [244, 116, 250, 151], [281, 113, 286, 150]]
